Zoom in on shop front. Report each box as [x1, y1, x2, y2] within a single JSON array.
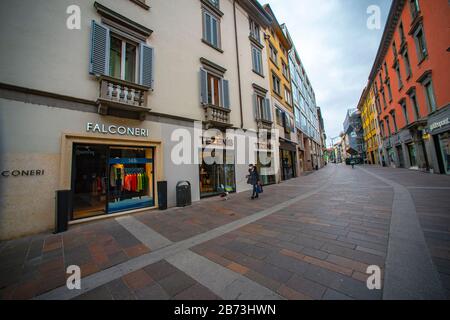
[[71, 144, 155, 220], [199, 135, 236, 198], [427, 105, 450, 175], [279, 139, 297, 181]]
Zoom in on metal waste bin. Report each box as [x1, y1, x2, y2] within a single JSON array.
[[157, 181, 168, 210], [55, 190, 71, 234], [176, 181, 191, 207]]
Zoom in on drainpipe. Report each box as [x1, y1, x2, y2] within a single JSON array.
[[233, 0, 244, 129]]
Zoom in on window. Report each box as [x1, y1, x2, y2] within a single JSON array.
[[408, 90, 420, 120], [401, 101, 409, 125], [255, 94, 271, 122], [90, 20, 154, 88], [384, 62, 388, 79], [275, 108, 283, 126], [386, 79, 393, 101], [108, 35, 138, 83], [423, 78, 437, 113], [203, 10, 221, 49], [284, 87, 292, 105], [385, 117, 391, 136], [394, 62, 403, 89], [269, 44, 278, 65], [281, 61, 289, 79], [208, 0, 220, 9], [413, 25, 428, 62], [249, 19, 260, 43], [380, 121, 385, 138], [207, 73, 222, 106], [401, 48, 412, 79], [272, 73, 281, 95], [375, 97, 381, 114], [391, 111, 398, 132], [200, 65, 230, 109], [409, 0, 420, 19], [252, 46, 263, 75], [399, 22, 406, 44], [393, 41, 398, 58]]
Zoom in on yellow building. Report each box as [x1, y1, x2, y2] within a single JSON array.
[[358, 84, 380, 165], [263, 4, 295, 182]]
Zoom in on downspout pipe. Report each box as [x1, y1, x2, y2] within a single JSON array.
[[233, 0, 244, 129]]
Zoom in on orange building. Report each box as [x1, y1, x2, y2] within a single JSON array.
[[368, 0, 450, 174]]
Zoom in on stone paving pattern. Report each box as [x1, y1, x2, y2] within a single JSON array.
[[0, 164, 449, 300]]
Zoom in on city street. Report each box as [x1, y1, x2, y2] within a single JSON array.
[[1, 164, 449, 300]]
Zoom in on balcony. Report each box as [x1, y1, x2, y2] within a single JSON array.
[[256, 118, 273, 131], [203, 104, 232, 128], [96, 75, 151, 120]]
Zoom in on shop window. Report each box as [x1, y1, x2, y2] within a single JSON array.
[[71, 144, 155, 220], [199, 149, 235, 197]]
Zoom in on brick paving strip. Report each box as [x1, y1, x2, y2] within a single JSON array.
[[358, 167, 447, 300], [35, 168, 337, 300]]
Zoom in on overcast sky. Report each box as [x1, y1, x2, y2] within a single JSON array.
[[265, 0, 392, 146]]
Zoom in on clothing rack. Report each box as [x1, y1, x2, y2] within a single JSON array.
[[124, 168, 145, 174]]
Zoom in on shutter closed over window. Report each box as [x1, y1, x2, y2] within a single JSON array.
[[253, 94, 259, 119], [89, 21, 109, 75], [264, 98, 272, 122], [222, 79, 230, 109], [200, 69, 208, 104], [139, 44, 154, 89]]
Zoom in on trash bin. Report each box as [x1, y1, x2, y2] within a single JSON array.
[[157, 181, 168, 210], [55, 190, 71, 234], [176, 181, 191, 207]]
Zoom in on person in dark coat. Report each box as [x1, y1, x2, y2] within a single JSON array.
[[247, 165, 260, 199]]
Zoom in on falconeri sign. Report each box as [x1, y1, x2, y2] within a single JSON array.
[[86, 122, 149, 137]]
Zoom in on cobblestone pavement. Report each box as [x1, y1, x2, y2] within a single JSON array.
[[0, 164, 449, 300]]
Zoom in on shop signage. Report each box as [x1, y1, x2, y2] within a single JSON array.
[[429, 118, 449, 132], [86, 123, 149, 137], [1, 170, 45, 177]]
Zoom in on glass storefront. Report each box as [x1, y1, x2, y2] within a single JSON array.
[[407, 143, 417, 167], [436, 132, 450, 175], [256, 152, 276, 186], [396, 145, 405, 168], [280, 149, 296, 181], [72, 144, 155, 220], [199, 148, 236, 197]]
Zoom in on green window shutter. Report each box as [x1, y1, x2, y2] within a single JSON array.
[[89, 20, 109, 75]]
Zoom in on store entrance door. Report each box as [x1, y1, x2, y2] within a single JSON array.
[[72, 144, 108, 220]]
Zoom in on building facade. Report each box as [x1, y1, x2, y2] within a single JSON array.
[[0, 0, 278, 240], [343, 109, 364, 163], [263, 4, 296, 182], [367, 0, 450, 173], [358, 86, 382, 165], [282, 26, 322, 173]]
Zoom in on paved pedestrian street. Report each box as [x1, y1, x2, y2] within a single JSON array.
[[1, 164, 449, 300]]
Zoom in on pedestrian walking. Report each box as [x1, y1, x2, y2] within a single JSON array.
[[247, 164, 260, 200]]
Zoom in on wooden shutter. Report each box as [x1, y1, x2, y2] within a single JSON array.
[[222, 79, 230, 109], [139, 44, 154, 89], [200, 68, 208, 104], [264, 98, 272, 122], [89, 21, 109, 75]]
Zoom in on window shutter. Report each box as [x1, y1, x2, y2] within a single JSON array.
[[265, 98, 272, 122], [139, 44, 154, 89], [253, 94, 259, 119], [200, 68, 208, 105], [222, 79, 230, 109], [89, 20, 109, 75]]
